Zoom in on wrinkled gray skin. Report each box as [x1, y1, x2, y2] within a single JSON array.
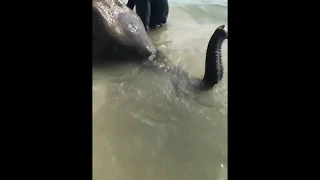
[[92, 0, 156, 59]]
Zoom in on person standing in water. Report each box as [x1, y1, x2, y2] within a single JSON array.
[[126, 0, 169, 32]]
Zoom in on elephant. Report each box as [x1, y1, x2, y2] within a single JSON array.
[[92, 0, 228, 90]]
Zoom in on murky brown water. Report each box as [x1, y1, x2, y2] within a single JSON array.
[[93, 1, 228, 180]]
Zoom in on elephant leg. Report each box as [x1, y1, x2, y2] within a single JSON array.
[[127, 0, 135, 10], [149, 1, 160, 28], [149, 0, 169, 27], [160, 0, 169, 24], [135, 0, 151, 33]]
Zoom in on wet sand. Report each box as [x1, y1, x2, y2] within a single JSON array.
[[93, 1, 228, 180]]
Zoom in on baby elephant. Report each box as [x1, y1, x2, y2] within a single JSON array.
[[127, 0, 169, 32]]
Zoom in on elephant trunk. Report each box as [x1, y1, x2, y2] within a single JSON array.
[[201, 25, 228, 90]]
